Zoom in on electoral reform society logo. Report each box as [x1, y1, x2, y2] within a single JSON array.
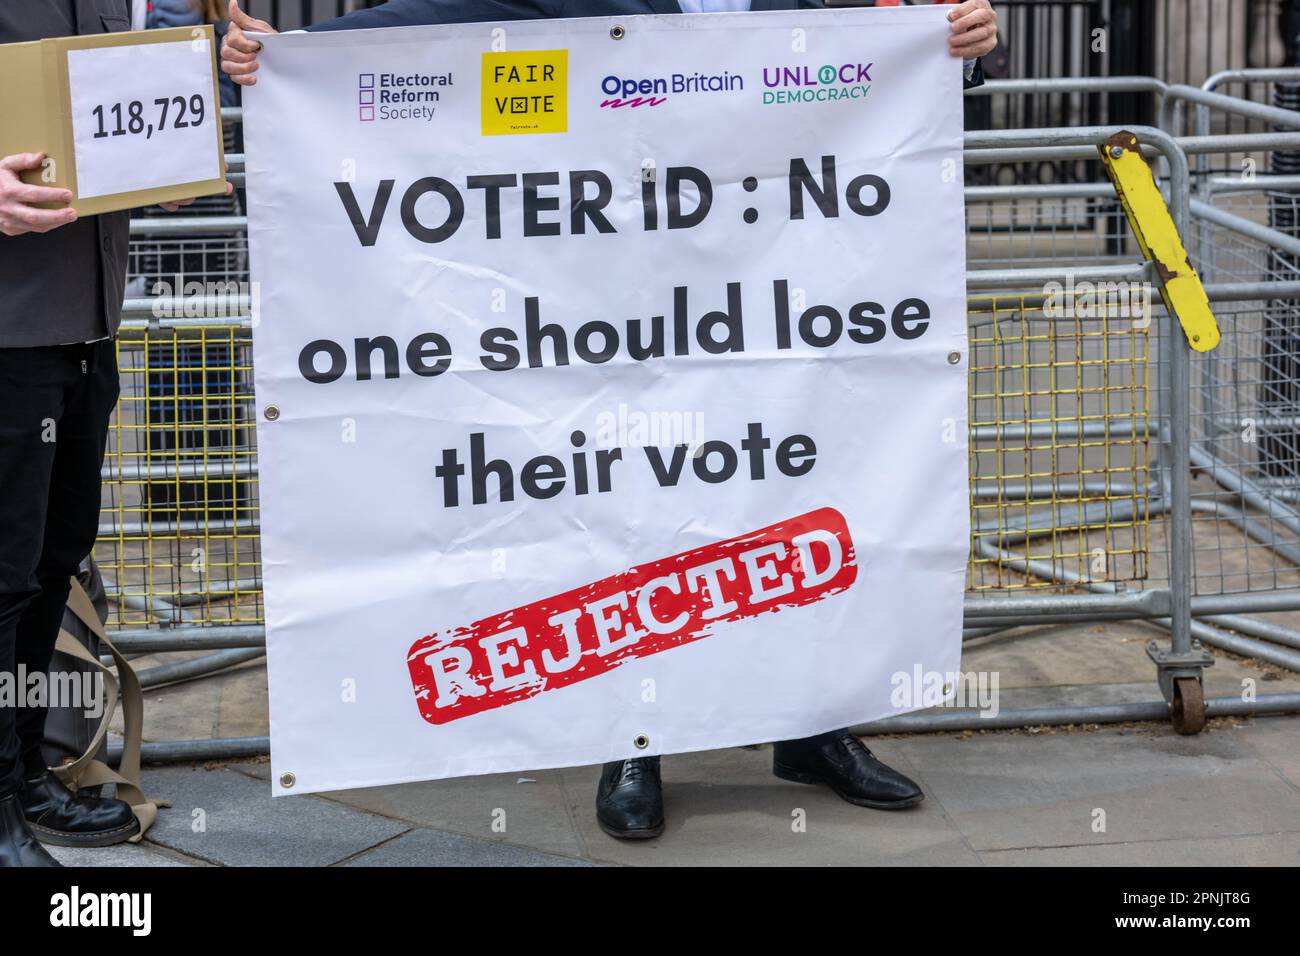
[[357, 70, 453, 123], [481, 50, 568, 135], [761, 62, 874, 105]]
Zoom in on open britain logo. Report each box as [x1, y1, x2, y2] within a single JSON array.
[[598, 69, 743, 109]]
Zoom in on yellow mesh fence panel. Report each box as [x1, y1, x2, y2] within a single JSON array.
[[967, 291, 1152, 592], [96, 325, 261, 628]]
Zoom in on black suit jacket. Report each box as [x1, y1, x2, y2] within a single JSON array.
[[0, 0, 132, 347], [307, 0, 984, 88]]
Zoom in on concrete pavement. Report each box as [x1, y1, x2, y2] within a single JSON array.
[[65, 605, 1300, 867], [48, 711, 1300, 867]]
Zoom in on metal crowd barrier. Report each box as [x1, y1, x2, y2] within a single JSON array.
[[96, 77, 1300, 764]]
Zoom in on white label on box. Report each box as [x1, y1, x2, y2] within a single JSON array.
[[67, 38, 221, 199]]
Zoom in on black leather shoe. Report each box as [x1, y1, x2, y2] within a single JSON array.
[[595, 757, 664, 839], [19, 770, 140, 848], [0, 792, 61, 867], [773, 730, 924, 810]]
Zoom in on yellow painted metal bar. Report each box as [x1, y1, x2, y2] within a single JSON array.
[[1099, 130, 1220, 352]]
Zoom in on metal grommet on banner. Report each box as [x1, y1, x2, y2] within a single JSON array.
[[947, 351, 962, 365], [279, 772, 296, 789], [610, 24, 625, 40], [264, 404, 281, 421], [633, 733, 649, 750]]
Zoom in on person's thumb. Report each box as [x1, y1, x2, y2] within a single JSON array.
[[229, 0, 274, 33]]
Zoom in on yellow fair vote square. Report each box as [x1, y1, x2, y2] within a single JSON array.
[[481, 50, 568, 136]]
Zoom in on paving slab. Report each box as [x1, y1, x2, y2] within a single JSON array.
[[47, 842, 194, 867], [860, 680, 1300, 723], [309, 770, 587, 859], [558, 742, 982, 866], [122, 661, 226, 742], [915, 680, 1173, 711], [215, 661, 271, 738], [1234, 715, 1300, 790], [109, 656, 269, 742], [895, 723, 1300, 852], [343, 826, 592, 867], [980, 830, 1300, 866], [101, 606, 1300, 868], [962, 624, 1300, 697], [963, 624, 1164, 689], [104, 718, 1300, 866], [140, 765, 409, 866], [230, 757, 590, 858]]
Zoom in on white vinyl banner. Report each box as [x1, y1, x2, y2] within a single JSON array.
[[244, 6, 969, 796]]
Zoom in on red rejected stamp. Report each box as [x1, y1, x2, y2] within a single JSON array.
[[406, 507, 858, 724]]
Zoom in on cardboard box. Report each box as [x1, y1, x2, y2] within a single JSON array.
[[0, 25, 227, 216]]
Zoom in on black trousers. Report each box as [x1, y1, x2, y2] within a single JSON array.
[[0, 340, 117, 797]]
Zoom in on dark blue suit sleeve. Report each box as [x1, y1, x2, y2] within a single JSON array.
[[964, 58, 984, 91], [306, 0, 560, 31]]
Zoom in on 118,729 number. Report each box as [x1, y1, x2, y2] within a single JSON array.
[[91, 94, 206, 140]]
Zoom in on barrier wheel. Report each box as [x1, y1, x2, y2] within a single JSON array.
[[1170, 677, 1206, 736]]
